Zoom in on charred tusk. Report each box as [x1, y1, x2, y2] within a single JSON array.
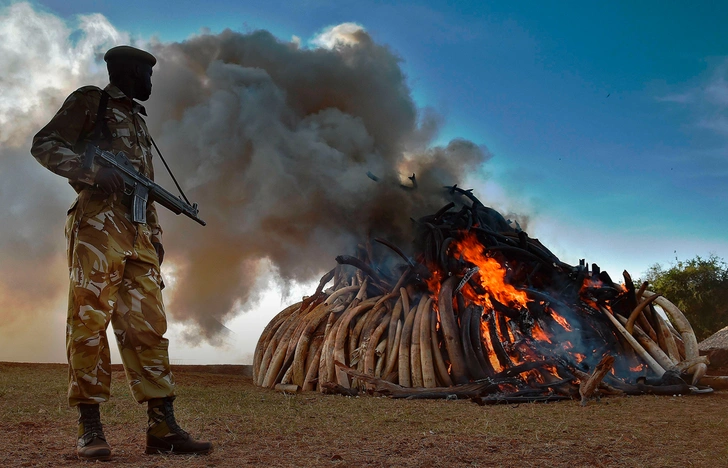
[[430, 306, 454, 387], [438, 276, 470, 384], [617, 315, 674, 370], [602, 307, 665, 377]]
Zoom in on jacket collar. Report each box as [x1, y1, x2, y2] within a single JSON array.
[[104, 84, 147, 116]]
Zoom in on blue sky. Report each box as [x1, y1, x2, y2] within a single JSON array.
[[2, 1, 726, 363], [31, 0, 727, 275]]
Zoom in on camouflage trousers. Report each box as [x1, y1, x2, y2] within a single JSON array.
[[65, 191, 175, 406]]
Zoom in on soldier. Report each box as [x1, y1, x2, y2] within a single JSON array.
[[31, 45, 212, 461]]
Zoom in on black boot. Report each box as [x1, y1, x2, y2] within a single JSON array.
[[77, 403, 111, 461], [145, 397, 212, 455]]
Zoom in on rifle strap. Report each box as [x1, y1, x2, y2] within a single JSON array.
[[88, 89, 112, 144], [149, 135, 192, 205]]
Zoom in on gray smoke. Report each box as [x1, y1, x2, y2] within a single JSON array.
[[144, 28, 490, 341]]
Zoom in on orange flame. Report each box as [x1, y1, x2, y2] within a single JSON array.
[[481, 320, 503, 373], [580, 276, 604, 292], [452, 234, 529, 309], [426, 270, 442, 300], [531, 323, 552, 343], [550, 310, 573, 331]]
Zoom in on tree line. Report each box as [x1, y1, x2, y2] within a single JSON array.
[[642, 254, 728, 342]]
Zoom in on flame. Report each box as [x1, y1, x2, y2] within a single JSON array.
[[574, 353, 586, 363], [505, 316, 516, 343], [580, 276, 604, 292], [524, 368, 544, 385], [426, 269, 442, 300], [543, 364, 564, 380], [531, 323, 552, 343], [630, 364, 646, 372], [550, 309, 573, 331], [452, 234, 529, 309], [481, 320, 503, 373]]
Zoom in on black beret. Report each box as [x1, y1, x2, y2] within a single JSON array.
[[104, 45, 156, 67]]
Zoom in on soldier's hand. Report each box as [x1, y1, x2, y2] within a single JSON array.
[[94, 167, 124, 194], [153, 242, 165, 266]]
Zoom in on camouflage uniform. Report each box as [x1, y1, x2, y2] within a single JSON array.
[[31, 84, 175, 406]]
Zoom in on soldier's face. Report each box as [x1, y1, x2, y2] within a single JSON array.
[[134, 64, 153, 101]]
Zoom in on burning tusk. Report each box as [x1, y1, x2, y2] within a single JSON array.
[[430, 306, 453, 387], [438, 276, 470, 384], [601, 307, 665, 377], [460, 304, 487, 380], [617, 315, 674, 370]]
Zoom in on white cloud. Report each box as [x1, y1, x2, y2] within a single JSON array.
[[310, 22, 366, 49], [0, 2, 129, 146]]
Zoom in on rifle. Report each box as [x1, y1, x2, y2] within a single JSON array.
[[83, 144, 206, 226]]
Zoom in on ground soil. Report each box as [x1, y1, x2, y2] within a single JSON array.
[[1, 362, 727, 467]]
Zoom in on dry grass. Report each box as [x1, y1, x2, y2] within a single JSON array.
[[1, 362, 727, 467]]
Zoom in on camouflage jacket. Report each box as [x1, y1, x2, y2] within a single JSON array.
[[31, 84, 162, 244]]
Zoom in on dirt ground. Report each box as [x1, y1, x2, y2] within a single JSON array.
[[1, 362, 727, 467]]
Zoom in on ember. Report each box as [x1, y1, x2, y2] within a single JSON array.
[[253, 187, 721, 404]]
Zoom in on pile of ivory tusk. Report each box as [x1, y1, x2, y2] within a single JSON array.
[[253, 191, 727, 400], [605, 289, 708, 384]]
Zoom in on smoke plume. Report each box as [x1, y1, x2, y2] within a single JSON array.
[[146, 27, 490, 340], [0, 3, 491, 349]]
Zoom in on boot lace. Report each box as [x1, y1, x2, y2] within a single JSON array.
[[162, 399, 189, 438], [78, 405, 106, 443]]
